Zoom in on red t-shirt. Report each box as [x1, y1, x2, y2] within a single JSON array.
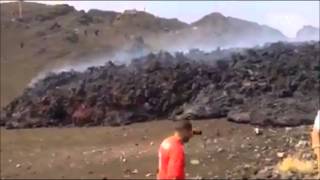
[[157, 135, 185, 180]]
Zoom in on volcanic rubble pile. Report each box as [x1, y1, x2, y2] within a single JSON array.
[[1, 41, 319, 129]]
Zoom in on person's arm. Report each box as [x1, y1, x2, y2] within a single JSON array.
[[167, 145, 185, 179]]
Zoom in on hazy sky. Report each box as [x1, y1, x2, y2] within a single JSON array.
[[9, 1, 320, 37]]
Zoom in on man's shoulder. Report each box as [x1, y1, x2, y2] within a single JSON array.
[[160, 136, 182, 150]]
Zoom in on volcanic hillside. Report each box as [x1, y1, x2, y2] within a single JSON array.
[[1, 2, 287, 107], [296, 25, 320, 41], [150, 12, 287, 51], [1, 41, 319, 129]]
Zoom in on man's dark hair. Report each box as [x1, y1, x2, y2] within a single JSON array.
[[175, 120, 192, 131]]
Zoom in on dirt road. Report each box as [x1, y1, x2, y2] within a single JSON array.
[[0, 119, 316, 179]]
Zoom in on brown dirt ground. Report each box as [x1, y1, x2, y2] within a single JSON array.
[[0, 119, 315, 179]]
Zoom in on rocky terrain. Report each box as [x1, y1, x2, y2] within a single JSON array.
[[1, 2, 320, 179], [1, 120, 319, 179], [1, 2, 287, 107], [1, 41, 319, 129]]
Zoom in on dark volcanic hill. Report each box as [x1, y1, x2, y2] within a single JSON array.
[[296, 25, 320, 41], [148, 12, 286, 51], [191, 12, 286, 46], [1, 2, 288, 108]]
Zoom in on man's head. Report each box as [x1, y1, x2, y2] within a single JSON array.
[[174, 120, 193, 143]]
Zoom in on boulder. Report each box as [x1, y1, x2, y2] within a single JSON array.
[[227, 111, 251, 123]]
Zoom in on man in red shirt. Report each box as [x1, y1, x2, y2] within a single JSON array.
[[157, 120, 194, 180]]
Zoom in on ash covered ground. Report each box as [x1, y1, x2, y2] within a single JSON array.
[[1, 41, 319, 129]]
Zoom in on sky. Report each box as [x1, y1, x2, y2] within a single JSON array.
[[4, 1, 320, 38]]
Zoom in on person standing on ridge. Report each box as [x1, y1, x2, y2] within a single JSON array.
[[157, 120, 199, 180]]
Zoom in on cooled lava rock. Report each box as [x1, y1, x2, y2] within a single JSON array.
[[1, 41, 319, 128]]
